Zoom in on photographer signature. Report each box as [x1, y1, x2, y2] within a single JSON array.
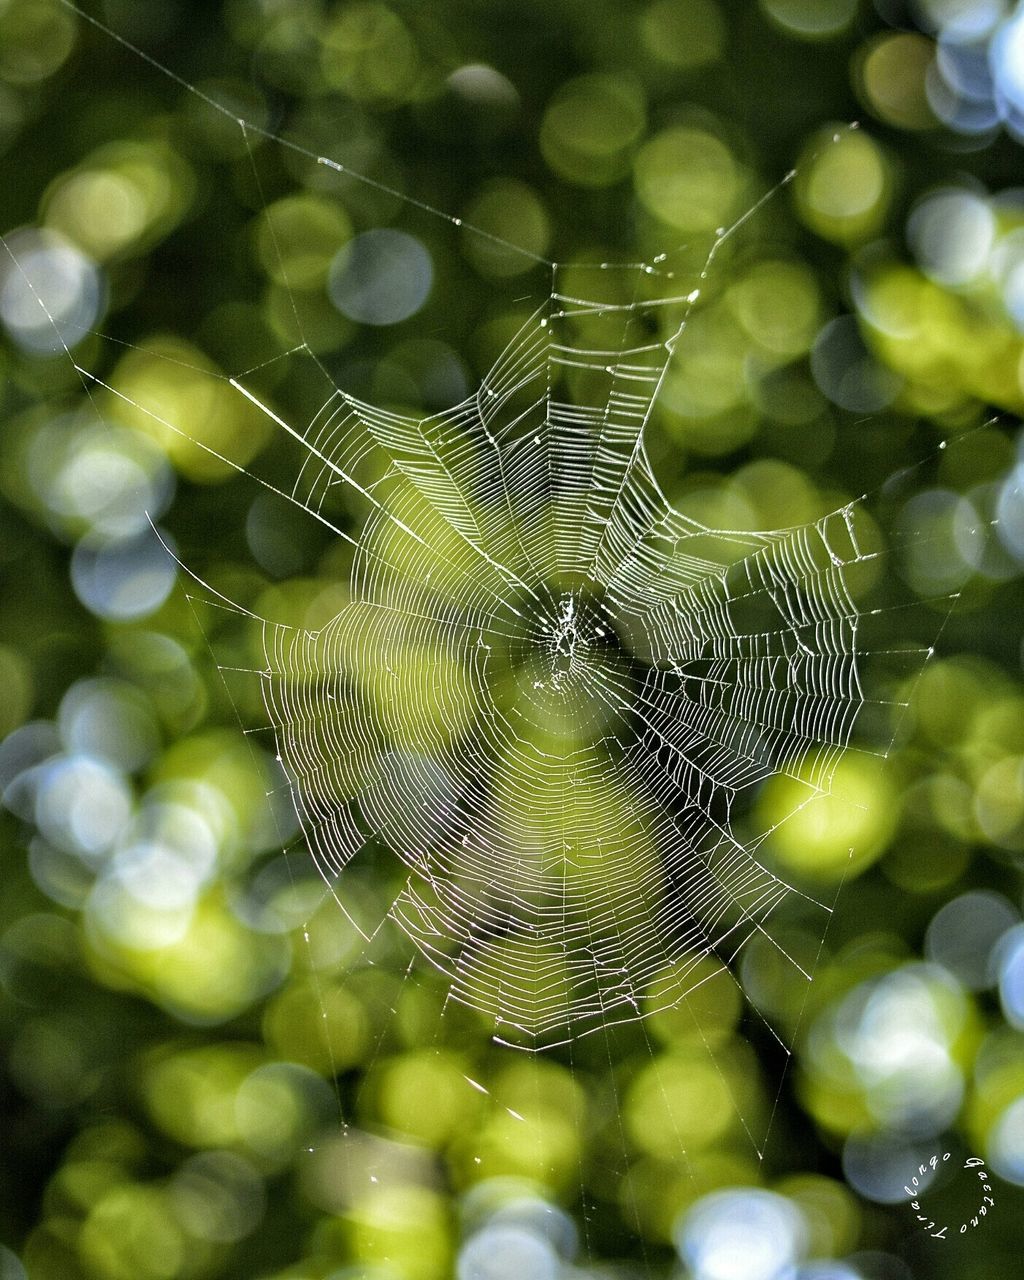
[[905, 1152, 996, 1240]]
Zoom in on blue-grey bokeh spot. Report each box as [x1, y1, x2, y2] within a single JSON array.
[[328, 228, 433, 326], [0, 227, 103, 355], [70, 527, 177, 622]]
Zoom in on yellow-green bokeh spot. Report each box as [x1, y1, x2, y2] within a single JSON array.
[[87, 891, 287, 1024], [626, 1052, 736, 1157], [659, 307, 749, 420], [647, 957, 742, 1048], [489, 758, 662, 899], [640, 0, 725, 72], [320, 3, 421, 104], [142, 1043, 265, 1149], [375, 1050, 480, 1148], [79, 1184, 186, 1280], [964, 1031, 1024, 1154], [151, 730, 268, 850], [759, 0, 857, 40], [347, 1185, 450, 1280], [44, 140, 196, 263], [353, 640, 477, 752], [883, 826, 971, 893], [634, 125, 742, 234], [727, 259, 821, 360], [0, 0, 77, 86], [795, 128, 891, 246], [463, 180, 550, 277], [913, 658, 999, 752], [759, 753, 899, 881], [106, 338, 273, 482], [463, 1059, 583, 1190], [540, 74, 646, 188], [263, 979, 368, 1075], [975, 753, 1024, 852], [256, 194, 352, 290], [234, 1062, 329, 1164], [856, 33, 938, 132], [729, 457, 825, 530]]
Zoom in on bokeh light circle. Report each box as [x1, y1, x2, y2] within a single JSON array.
[[926, 890, 1019, 990], [0, 226, 103, 355], [70, 528, 177, 621], [328, 228, 433, 326], [457, 1224, 560, 1280], [675, 1187, 806, 1280], [759, 0, 857, 40], [907, 188, 995, 285]]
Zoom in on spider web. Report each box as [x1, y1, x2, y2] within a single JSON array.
[[224, 261, 877, 1054], [145, 239, 955, 1254], [5, 5, 975, 1271]]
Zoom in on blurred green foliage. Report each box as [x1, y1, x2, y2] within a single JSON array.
[[2, 2, 1024, 1279]]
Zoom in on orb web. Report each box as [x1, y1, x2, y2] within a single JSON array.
[[223, 261, 904, 1052]]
